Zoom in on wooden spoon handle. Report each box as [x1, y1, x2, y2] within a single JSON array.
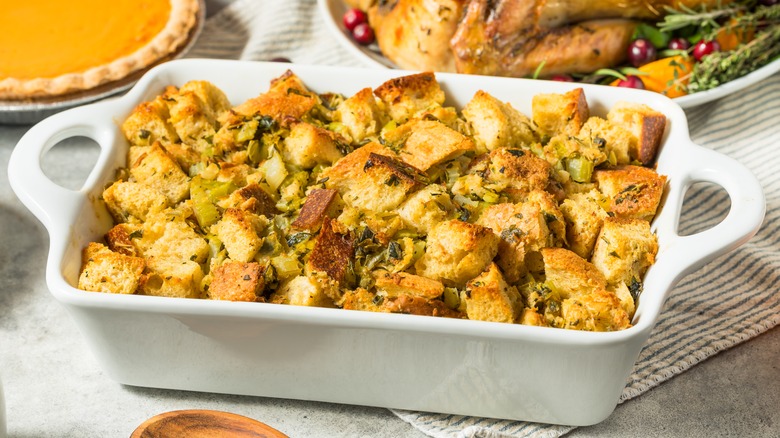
[[131, 409, 288, 438]]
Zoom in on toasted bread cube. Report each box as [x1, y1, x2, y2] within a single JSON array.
[[594, 165, 666, 221], [382, 294, 463, 318], [167, 89, 220, 147], [607, 101, 666, 165], [121, 93, 179, 146], [102, 181, 168, 223], [541, 247, 607, 299], [283, 122, 345, 169], [611, 281, 636, 320], [391, 119, 475, 171], [269, 272, 338, 308], [163, 142, 202, 171], [341, 152, 426, 212], [462, 90, 537, 152], [233, 70, 318, 120], [591, 217, 658, 286], [141, 216, 206, 299], [307, 218, 355, 285], [125, 206, 192, 257], [105, 223, 144, 257], [129, 143, 190, 204], [519, 307, 548, 327], [485, 148, 555, 200], [78, 242, 145, 295], [127, 145, 151, 171], [291, 188, 342, 232], [415, 219, 500, 287], [532, 88, 589, 139], [179, 80, 232, 122], [208, 261, 266, 302], [212, 209, 268, 263], [397, 184, 453, 234], [525, 189, 566, 247], [218, 183, 279, 218], [147, 219, 210, 262], [477, 200, 556, 283], [578, 116, 633, 165], [335, 87, 388, 142], [373, 270, 444, 300], [477, 203, 534, 282], [463, 263, 521, 323], [322, 142, 396, 193], [341, 288, 385, 312], [373, 72, 445, 122], [140, 259, 203, 298], [560, 190, 609, 259], [561, 288, 631, 331]]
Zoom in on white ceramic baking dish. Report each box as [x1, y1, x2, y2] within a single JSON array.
[[8, 59, 765, 426]]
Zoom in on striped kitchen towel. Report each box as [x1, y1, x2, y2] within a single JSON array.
[[190, 2, 780, 437]]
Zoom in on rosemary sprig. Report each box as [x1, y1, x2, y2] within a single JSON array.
[[687, 23, 780, 93], [659, 3, 749, 33], [661, 2, 780, 40]]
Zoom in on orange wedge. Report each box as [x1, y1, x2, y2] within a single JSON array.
[[716, 18, 755, 51], [610, 55, 694, 98]]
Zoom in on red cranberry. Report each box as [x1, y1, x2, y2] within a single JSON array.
[[343, 8, 368, 32], [692, 40, 720, 61], [668, 38, 691, 51], [352, 23, 375, 45], [627, 38, 657, 67], [617, 76, 645, 90], [550, 74, 574, 82]]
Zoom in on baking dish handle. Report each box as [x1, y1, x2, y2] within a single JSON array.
[[654, 142, 765, 278], [8, 104, 120, 234]]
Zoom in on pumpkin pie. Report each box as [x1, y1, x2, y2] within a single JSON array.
[[0, 0, 200, 100]]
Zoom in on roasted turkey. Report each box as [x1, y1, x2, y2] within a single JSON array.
[[351, 0, 733, 77]]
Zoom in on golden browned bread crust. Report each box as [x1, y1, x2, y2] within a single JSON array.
[[291, 189, 341, 232], [308, 218, 356, 285], [208, 261, 266, 302]]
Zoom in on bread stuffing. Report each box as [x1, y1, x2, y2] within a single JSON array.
[[78, 70, 668, 332]]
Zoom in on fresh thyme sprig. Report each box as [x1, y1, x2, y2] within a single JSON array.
[[687, 23, 780, 93]]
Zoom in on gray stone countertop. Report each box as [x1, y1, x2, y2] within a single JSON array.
[[1, 116, 779, 438]]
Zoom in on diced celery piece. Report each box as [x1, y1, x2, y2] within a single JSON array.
[[207, 235, 223, 260], [190, 176, 238, 228], [608, 150, 618, 166], [262, 152, 288, 191], [271, 254, 302, 281], [191, 180, 220, 228], [327, 122, 346, 135], [381, 120, 397, 133], [443, 287, 460, 310], [189, 161, 205, 177], [412, 240, 426, 261], [482, 191, 500, 204], [247, 140, 262, 164], [235, 119, 259, 143], [566, 157, 594, 183]]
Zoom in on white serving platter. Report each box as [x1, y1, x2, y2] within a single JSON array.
[[319, 0, 780, 109]]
